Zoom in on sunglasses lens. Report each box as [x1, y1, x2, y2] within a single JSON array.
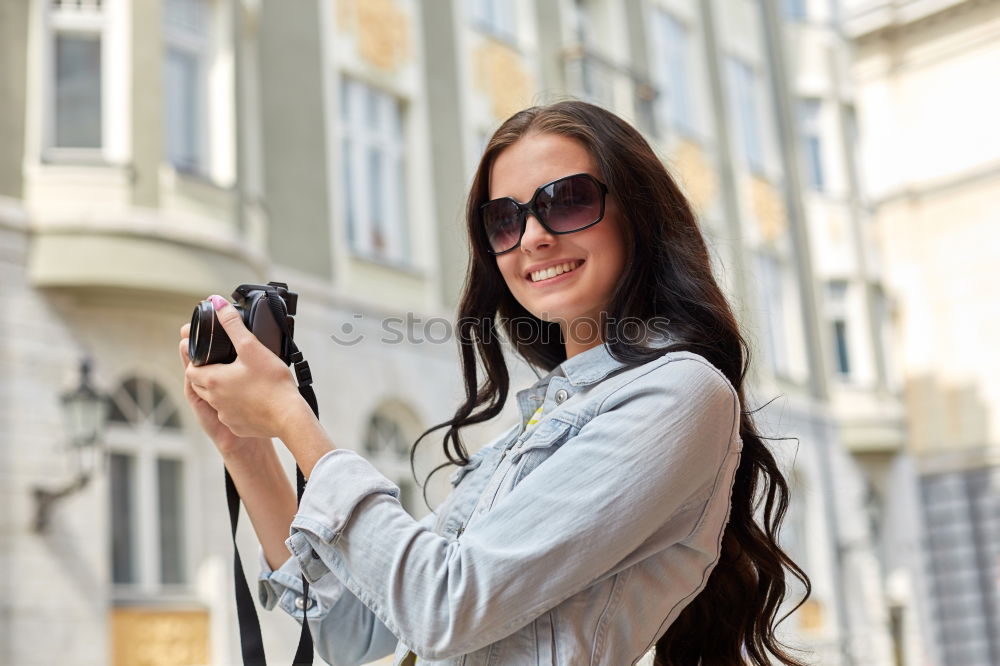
[[538, 175, 603, 233], [482, 199, 522, 253], [481, 174, 606, 253]]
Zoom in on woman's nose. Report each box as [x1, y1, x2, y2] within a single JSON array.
[[519, 214, 555, 253]]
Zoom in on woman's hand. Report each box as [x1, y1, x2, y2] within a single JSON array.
[[181, 295, 306, 445], [179, 301, 304, 570], [178, 322, 268, 459]]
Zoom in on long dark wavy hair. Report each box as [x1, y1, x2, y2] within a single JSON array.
[[410, 100, 810, 665]]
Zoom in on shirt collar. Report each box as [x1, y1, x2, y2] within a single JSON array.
[[534, 326, 674, 388]]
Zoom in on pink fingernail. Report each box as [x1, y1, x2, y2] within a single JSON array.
[[209, 295, 228, 310]]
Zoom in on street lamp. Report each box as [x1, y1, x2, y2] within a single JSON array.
[[32, 358, 109, 533]]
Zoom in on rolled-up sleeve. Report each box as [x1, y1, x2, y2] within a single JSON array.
[[286, 355, 741, 662], [258, 459, 437, 666]]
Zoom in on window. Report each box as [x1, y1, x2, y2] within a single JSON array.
[[799, 99, 824, 191], [650, 10, 696, 138], [563, 1, 623, 108], [726, 57, 765, 174], [784, 0, 808, 22], [467, 0, 517, 41], [107, 376, 190, 594], [364, 413, 412, 458], [363, 412, 419, 515], [826, 280, 851, 377], [843, 103, 863, 193], [55, 33, 102, 148], [871, 284, 894, 388], [163, 0, 211, 174], [757, 253, 790, 377], [157, 457, 185, 584], [48, 0, 106, 155], [339, 77, 410, 266], [569, 0, 595, 43], [782, 472, 810, 579], [921, 467, 1000, 665], [109, 452, 135, 583]]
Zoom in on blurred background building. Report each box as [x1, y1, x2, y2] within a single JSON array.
[[845, 1, 1000, 664], [0, 0, 994, 664]]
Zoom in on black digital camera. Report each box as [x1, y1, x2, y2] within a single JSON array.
[[189, 281, 316, 664], [188, 281, 298, 366]]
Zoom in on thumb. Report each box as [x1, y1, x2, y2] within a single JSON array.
[[209, 295, 256, 353]]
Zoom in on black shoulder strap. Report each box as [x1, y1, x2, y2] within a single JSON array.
[[227, 292, 316, 665]]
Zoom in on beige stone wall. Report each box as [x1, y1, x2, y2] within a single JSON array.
[[853, 1, 1000, 452], [876, 173, 1000, 452]]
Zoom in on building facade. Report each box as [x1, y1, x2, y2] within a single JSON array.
[[0, 1, 474, 663], [0, 0, 927, 664], [846, 0, 1000, 664], [781, 0, 934, 663]]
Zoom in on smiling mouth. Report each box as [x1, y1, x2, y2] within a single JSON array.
[[528, 260, 584, 283]]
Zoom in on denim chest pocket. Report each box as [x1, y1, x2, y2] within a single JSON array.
[[509, 417, 577, 487]]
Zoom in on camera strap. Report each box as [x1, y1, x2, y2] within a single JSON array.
[[226, 291, 317, 666]]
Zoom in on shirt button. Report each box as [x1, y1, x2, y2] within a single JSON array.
[[555, 389, 569, 404], [295, 596, 314, 610]]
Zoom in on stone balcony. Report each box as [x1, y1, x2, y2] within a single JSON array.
[[23, 161, 268, 301]]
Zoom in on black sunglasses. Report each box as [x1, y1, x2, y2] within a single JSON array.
[[480, 172, 609, 255]]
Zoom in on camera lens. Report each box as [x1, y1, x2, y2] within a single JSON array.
[[189, 300, 236, 366]]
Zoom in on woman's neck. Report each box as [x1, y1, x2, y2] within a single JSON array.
[[564, 338, 603, 359], [560, 311, 608, 359]]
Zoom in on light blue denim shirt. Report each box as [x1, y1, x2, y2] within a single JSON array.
[[258, 340, 743, 665]]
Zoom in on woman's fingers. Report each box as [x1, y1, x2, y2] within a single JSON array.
[[180, 322, 190, 338], [189, 380, 208, 401], [211, 297, 258, 355]]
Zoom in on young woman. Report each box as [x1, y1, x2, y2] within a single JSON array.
[[180, 100, 810, 665]]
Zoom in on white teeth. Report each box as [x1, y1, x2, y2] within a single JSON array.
[[530, 260, 581, 282]]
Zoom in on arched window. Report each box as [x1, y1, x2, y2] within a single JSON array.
[[106, 375, 191, 596], [107, 376, 182, 430], [364, 413, 411, 458], [362, 401, 425, 517]]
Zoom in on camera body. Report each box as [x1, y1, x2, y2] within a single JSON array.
[[189, 281, 298, 366]]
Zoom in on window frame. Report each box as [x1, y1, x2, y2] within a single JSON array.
[[825, 279, 852, 379], [756, 252, 792, 378], [162, 0, 213, 177], [726, 56, 767, 176], [41, 0, 115, 163], [105, 376, 196, 601], [799, 98, 825, 191], [362, 412, 420, 516], [649, 8, 698, 140], [467, 0, 518, 43], [338, 76, 411, 268]]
